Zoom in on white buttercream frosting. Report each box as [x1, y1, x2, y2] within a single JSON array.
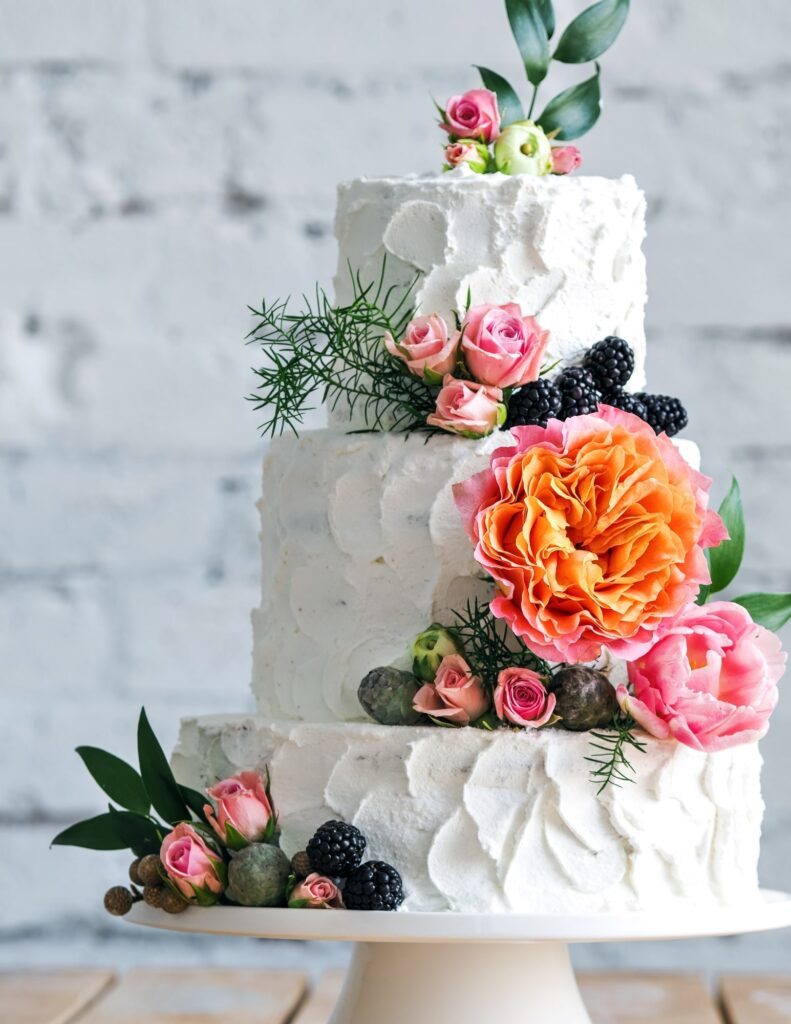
[[332, 170, 647, 428], [173, 717, 764, 914]]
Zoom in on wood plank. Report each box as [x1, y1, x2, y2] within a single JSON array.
[[720, 975, 791, 1023], [578, 972, 723, 1024], [0, 969, 116, 1024], [289, 971, 346, 1024], [74, 968, 306, 1024]]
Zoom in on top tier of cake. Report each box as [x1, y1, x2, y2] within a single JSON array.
[[331, 169, 647, 426]]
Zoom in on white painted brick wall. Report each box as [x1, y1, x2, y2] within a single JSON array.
[[2, 0, 790, 972]]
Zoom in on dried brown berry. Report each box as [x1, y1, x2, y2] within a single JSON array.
[[553, 666, 620, 731], [160, 888, 188, 914], [129, 858, 143, 886], [104, 886, 134, 917], [142, 884, 167, 909], [291, 851, 312, 879], [137, 854, 164, 888]]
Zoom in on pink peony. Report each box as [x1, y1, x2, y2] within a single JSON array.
[[494, 667, 557, 728], [453, 406, 727, 664], [413, 654, 490, 725], [289, 873, 345, 909], [385, 315, 457, 380], [551, 145, 583, 175], [460, 303, 549, 389], [441, 89, 500, 143], [204, 771, 273, 844], [427, 375, 504, 438], [619, 601, 786, 752], [160, 823, 225, 902]]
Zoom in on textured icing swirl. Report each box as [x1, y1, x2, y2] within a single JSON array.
[[174, 717, 763, 914]]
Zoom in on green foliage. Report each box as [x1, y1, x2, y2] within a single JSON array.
[[449, 597, 549, 691], [179, 784, 210, 824], [75, 746, 150, 815], [733, 593, 791, 633], [475, 66, 525, 126], [708, 478, 745, 594], [506, 0, 550, 86], [137, 708, 191, 825], [248, 260, 440, 437], [51, 809, 162, 856], [536, 64, 602, 140], [586, 713, 647, 794], [553, 0, 629, 63]]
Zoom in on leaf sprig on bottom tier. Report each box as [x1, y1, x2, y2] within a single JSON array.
[[586, 712, 647, 793]]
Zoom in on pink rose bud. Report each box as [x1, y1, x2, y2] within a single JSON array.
[[551, 145, 583, 175], [620, 601, 786, 752], [289, 873, 345, 909], [204, 771, 274, 845], [413, 654, 490, 725], [385, 314, 458, 382], [426, 375, 505, 439], [460, 303, 550, 389], [160, 823, 225, 903], [441, 89, 500, 143], [444, 140, 489, 174], [494, 667, 557, 728]]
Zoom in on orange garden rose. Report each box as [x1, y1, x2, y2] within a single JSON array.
[[453, 406, 727, 664]]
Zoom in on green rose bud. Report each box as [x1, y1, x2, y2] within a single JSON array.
[[226, 843, 291, 908], [494, 121, 553, 177], [444, 139, 490, 174], [411, 624, 461, 682], [552, 666, 620, 731], [358, 666, 423, 726]]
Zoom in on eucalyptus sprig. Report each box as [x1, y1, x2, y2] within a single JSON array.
[[477, 0, 630, 141], [586, 712, 647, 794], [247, 260, 441, 438]]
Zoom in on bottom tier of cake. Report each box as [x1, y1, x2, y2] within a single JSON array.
[[173, 716, 763, 914]]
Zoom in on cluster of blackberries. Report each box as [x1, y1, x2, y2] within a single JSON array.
[[505, 336, 688, 437], [303, 820, 404, 911]]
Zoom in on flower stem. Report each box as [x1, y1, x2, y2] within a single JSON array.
[[527, 85, 539, 120]]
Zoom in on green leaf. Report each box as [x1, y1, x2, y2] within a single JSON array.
[[475, 66, 525, 127], [51, 813, 129, 851], [553, 0, 629, 63], [536, 0, 556, 39], [696, 582, 712, 606], [223, 822, 250, 852], [709, 478, 745, 594], [137, 708, 189, 826], [505, 0, 550, 86], [179, 784, 209, 823], [76, 746, 150, 815], [536, 64, 601, 141], [288, 899, 311, 909], [733, 593, 791, 632], [108, 806, 163, 857]]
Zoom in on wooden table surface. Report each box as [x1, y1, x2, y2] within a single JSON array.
[[2, 967, 790, 1023]]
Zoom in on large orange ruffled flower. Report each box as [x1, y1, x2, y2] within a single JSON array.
[[453, 406, 727, 664]]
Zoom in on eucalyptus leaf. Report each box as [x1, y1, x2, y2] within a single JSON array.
[[475, 66, 525, 127], [137, 707, 189, 825], [76, 746, 150, 815], [51, 813, 129, 851], [505, 0, 550, 86], [733, 593, 791, 633], [536, 64, 601, 140], [553, 0, 629, 64], [709, 478, 745, 594]]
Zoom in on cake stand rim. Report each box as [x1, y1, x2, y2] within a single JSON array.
[[125, 888, 791, 944]]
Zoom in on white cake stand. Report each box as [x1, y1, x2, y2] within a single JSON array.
[[127, 891, 791, 1024]]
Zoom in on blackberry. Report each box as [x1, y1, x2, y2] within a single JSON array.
[[634, 393, 689, 437], [504, 378, 562, 429], [556, 367, 601, 419], [584, 336, 635, 391], [307, 820, 366, 877], [343, 861, 404, 911], [601, 389, 648, 420]]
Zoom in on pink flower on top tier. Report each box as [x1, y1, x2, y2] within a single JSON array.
[[413, 654, 490, 725], [289, 873, 345, 909], [453, 406, 727, 664], [551, 145, 583, 175], [494, 667, 556, 728], [427, 375, 505, 438], [444, 140, 489, 173], [160, 823, 225, 903], [460, 303, 549, 389], [385, 314, 457, 380], [441, 89, 500, 143], [618, 601, 785, 752], [204, 771, 273, 844]]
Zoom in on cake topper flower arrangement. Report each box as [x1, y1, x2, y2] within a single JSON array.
[[438, 0, 631, 176]]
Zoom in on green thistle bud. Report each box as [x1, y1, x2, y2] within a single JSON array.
[[494, 121, 553, 177], [226, 843, 291, 908], [411, 625, 461, 682]]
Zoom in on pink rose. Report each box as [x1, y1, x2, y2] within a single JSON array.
[[289, 873, 344, 909], [460, 303, 550, 388], [427, 375, 504, 438], [413, 654, 490, 725], [494, 667, 557, 728], [441, 89, 500, 143], [160, 823, 225, 903], [551, 145, 583, 175], [619, 601, 786, 752], [204, 771, 273, 844], [385, 315, 457, 380]]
